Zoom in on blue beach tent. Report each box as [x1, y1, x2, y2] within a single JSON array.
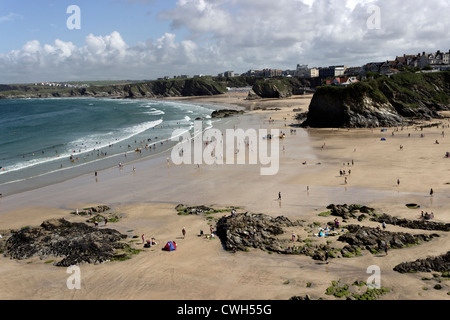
[[163, 241, 177, 251]]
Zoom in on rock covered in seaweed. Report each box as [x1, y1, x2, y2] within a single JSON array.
[[3, 218, 133, 267], [393, 251, 450, 273], [215, 212, 302, 253]]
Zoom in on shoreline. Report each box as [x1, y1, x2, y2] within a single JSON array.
[[0, 97, 240, 198], [0, 92, 449, 300]]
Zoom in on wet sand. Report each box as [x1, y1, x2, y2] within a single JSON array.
[[0, 92, 449, 300]]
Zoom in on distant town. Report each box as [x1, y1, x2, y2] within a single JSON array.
[[160, 49, 450, 86], [32, 50, 450, 88]]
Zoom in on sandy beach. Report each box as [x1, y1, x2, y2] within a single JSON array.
[[0, 92, 449, 301]]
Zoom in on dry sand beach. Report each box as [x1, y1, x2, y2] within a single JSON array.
[[0, 92, 449, 301]]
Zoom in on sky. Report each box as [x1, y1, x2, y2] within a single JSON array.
[[0, 0, 449, 83]]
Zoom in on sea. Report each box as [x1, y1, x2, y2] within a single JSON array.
[[0, 97, 224, 196]]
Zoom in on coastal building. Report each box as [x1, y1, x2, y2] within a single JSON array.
[[223, 71, 235, 77], [263, 69, 283, 78], [283, 69, 296, 77], [319, 65, 346, 78], [173, 75, 190, 79], [344, 66, 363, 77], [417, 50, 450, 69], [296, 65, 319, 78], [325, 76, 359, 86]]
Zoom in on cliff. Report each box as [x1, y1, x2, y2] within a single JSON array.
[[0, 77, 230, 99], [250, 77, 320, 99], [302, 71, 450, 128]]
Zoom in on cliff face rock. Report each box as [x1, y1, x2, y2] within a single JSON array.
[[0, 78, 228, 100], [252, 79, 294, 99], [303, 72, 450, 128], [250, 77, 318, 99]]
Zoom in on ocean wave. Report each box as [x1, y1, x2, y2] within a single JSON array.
[[0, 119, 164, 175], [145, 109, 165, 116]]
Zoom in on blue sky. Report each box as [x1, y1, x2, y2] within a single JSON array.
[[0, 0, 449, 83], [0, 0, 176, 51]]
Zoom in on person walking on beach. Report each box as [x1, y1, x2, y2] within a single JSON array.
[[182, 227, 186, 239], [384, 243, 389, 255], [278, 192, 281, 201], [397, 179, 400, 186], [430, 188, 434, 196], [325, 251, 329, 264], [142, 234, 145, 244]]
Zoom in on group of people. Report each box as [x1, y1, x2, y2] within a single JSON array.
[[421, 211, 434, 220], [142, 234, 158, 248]]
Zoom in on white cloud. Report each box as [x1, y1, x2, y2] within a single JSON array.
[[0, 0, 449, 83], [0, 13, 21, 23], [0, 31, 206, 82]]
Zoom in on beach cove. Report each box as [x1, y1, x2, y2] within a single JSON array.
[[0, 93, 449, 300]]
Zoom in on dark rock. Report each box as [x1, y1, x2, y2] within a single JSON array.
[[216, 212, 302, 253], [177, 205, 214, 215], [3, 218, 131, 267], [326, 204, 374, 220], [393, 251, 450, 273], [252, 79, 293, 99], [211, 109, 244, 118], [371, 213, 450, 231], [290, 294, 312, 300], [338, 225, 439, 253]]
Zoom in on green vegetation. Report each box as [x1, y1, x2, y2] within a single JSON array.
[[325, 280, 390, 300], [111, 247, 142, 262], [325, 280, 351, 298], [316, 70, 450, 112]]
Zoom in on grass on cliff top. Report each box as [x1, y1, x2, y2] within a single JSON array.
[[317, 79, 388, 105], [317, 71, 450, 108]]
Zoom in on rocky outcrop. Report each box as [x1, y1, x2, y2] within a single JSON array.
[[3, 218, 134, 267], [249, 77, 318, 99], [175, 204, 214, 215], [215, 212, 302, 253], [251, 79, 294, 99], [327, 204, 450, 232], [370, 213, 450, 232], [210, 109, 244, 118], [303, 72, 450, 128], [327, 204, 375, 220], [338, 225, 439, 254], [303, 87, 405, 128], [393, 251, 450, 273]]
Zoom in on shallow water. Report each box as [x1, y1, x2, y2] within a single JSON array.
[[0, 98, 223, 196]]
